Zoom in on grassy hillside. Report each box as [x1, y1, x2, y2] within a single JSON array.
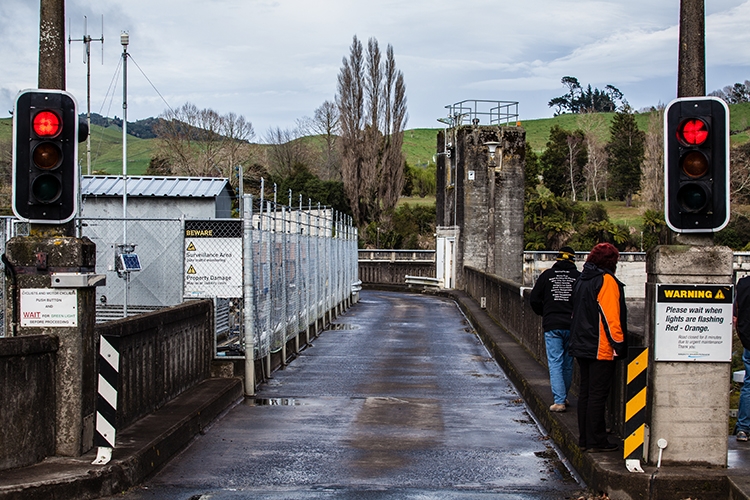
[[0, 118, 153, 175], [2, 101, 749, 175]]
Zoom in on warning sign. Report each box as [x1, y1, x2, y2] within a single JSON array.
[[183, 220, 242, 298], [655, 284, 733, 362]]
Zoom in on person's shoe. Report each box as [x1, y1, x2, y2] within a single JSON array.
[[565, 399, 570, 407], [549, 403, 566, 412], [587, 442, 618, 453], [737, 431, 749, 442]]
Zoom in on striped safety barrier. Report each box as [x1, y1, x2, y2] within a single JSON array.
[[624, 346, 648, 472], [92, 335, 120, 465]]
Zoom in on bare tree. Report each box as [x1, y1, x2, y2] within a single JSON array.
[[640, 107, 665, 211], [154, 103, 256, 182], [337, 35, 407, 227], [731, 142, 750, 204], [0, 137, 11, 213], [577, 112, 609, 201], [302, 100, 341, 181], [264, 123, 312, 179], [223, 112, 256, 188], [566, 134, 586, 201]]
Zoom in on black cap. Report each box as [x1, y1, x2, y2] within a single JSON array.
[[556, 246, 575, 261]]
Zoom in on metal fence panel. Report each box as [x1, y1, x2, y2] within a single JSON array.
[[0, 201, 359, 355]]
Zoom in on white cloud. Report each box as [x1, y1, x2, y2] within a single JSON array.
[[1, 0, 748, 130]]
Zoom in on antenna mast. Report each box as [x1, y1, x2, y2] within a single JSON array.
[[68, 15, 104, 175]]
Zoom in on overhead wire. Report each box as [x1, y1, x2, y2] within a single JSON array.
[[128, 55, 174, 115], [89, 55, 123, 173]]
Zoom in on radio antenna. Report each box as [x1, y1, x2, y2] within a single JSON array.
[[68, 15, 105, 175]]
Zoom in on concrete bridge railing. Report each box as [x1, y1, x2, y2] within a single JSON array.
[[463, 265, 647, 442], [358, 250, 436, 286], [0, 335, 58, 470], [95, 299, 214, 431], [0, 300, 215, 471]]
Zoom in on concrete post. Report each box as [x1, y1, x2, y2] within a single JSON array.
[[645, 245, 733, 466], [4, 236, 98, 457], [493, 127, 525, 284]]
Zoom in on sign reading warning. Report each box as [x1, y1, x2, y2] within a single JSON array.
[[655, 284, 733, 362], [183, 220, 242, 298]]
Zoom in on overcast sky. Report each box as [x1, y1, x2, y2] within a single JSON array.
[[2, 0, 750, 140]]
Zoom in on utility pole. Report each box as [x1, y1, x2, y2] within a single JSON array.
[[678, 0, 705, 98], [69, 16, 104, 175], [676, 0, 709, 248], [38, 0, 65, 90]]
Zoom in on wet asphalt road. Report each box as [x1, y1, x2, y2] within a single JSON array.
[[107, 290, 584, 499]]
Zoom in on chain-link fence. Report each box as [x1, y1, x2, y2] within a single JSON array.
[[242, 195, 358, 360], [72, 195, 358, 361]]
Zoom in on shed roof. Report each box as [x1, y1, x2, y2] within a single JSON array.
[[81, 176, 232, 198]]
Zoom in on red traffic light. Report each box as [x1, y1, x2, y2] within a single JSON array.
[[677, 118, 708, 146], [32, 110, 62, 138]]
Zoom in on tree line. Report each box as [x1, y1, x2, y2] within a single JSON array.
[[527, 76, 750, 252], [139, 35, 431, 249]]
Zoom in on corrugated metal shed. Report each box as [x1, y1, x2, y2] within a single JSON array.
[[81, 176, 233, 198]]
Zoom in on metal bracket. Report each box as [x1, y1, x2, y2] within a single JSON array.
[[626, 459, 644, 473], [92, 446, 112, 465], [50, 272, 106, 288]]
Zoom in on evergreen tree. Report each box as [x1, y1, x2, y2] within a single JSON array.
[[606, 110, 645, 207]]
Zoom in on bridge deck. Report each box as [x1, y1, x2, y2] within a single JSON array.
[[114, 290, 583, 498]]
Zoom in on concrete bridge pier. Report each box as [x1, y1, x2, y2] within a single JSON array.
[[4, 235, 99, 457], [645, 245, 734, 466]]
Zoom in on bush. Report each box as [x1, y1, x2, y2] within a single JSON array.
[[715, 213, 750, 250]]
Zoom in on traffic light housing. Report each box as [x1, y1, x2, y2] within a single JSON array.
[[664, 96, 730, 233], [12, 89, 79, 224]]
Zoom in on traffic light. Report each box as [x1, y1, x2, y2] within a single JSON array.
[[12, 89, 79, 224], [664, 96, 730, 233]]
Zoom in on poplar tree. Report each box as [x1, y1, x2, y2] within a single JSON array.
[[336, 35, 407, 228]]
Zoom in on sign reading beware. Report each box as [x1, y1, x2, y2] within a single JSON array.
[[654, 284, 733, 362], [183, 220, 242, 298]]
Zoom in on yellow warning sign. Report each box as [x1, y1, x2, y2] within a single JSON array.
[[658, 284, 732, 303], [187, 265, 196, 275], [187, 242, 196, 251]]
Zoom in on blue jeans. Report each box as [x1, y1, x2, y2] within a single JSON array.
[[738, 349, 750, 434], [545, 329, 573, 405]]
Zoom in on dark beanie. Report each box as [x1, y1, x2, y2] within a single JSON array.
[[556, 246, 576, 262], [587, 243, 619, 272]]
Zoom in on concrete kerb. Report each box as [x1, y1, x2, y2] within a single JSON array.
[[0, 377, 243, 500], [444, 289, 738, 500]]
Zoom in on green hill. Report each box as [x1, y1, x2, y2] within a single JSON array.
[[2, 101, 749, 175]]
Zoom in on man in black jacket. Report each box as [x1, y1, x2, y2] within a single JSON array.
[[530, 247, 580, 412], [734, 276, 750, 442]]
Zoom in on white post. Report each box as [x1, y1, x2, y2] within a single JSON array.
[[121, 32, 129, 318], [243, 194, 255, 396]]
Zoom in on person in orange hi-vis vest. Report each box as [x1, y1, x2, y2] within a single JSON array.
[[569, 242, 627, 453]]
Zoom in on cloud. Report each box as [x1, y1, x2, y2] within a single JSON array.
[[1, 0, 749, 130]]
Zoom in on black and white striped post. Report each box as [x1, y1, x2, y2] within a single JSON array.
[[92, 335, 120, 465]]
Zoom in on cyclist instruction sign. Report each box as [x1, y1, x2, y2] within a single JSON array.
[[183, 220, 242, 298], [654, 284, 733, 362]]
